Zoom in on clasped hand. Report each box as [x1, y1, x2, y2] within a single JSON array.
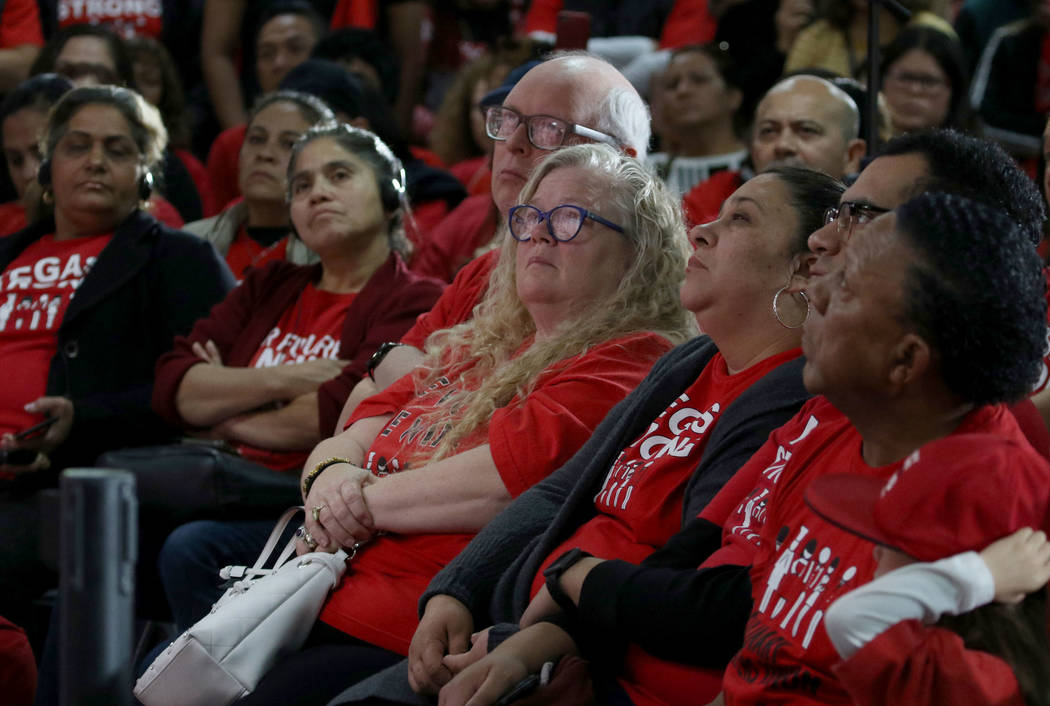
[[297, 462, 378, 555]]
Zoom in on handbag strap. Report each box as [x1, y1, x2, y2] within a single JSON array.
[[218, 506, 356, 583], [251, 506, 304, 571]]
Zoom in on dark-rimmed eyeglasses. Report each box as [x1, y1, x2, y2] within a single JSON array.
[[508, 204, 624, 243], [485, 106, 621, 151], [823, 201, 891, 235]]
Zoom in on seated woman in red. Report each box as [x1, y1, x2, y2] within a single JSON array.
[[153, 124, 445, 484], [182, 91, 335, 279], [0, 85, 232, 632]]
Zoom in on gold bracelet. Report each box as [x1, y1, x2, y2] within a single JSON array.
[[302, 457, 353, 499]]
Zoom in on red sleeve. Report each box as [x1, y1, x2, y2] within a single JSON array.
[[682, 171, 741, 228], [0, 0, 43, 47], [206, 125, 246, 212], [400, 248, 498, 348], [347, 371, 419, 428], [659, 0, 716, 48], [832, 620, 1025, 706], [489, 333, 671, 497], [409, 194, 496, 282], [151, 264, 275, 427], [523, 0, 563, 36], [0, 617, 34, 706]]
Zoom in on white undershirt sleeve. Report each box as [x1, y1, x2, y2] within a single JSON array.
[[824, 552, 995, 659]]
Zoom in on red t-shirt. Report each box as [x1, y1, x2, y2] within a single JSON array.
[[0, 0, 43, 47], [401, 248, 498, 348], [235, 283, 354, 470], [682, 170, 743, 228], [318, 331, 673, 654], [58, 0, 163, 39], [0, 202, 27, 237], [832, 619, 1023, 706], [224, 228, 289, 282], [532, 348, 802, 597], [0, 233, 111, 434], [719, 398, 1029, 705], [409, 194, 497, 283]]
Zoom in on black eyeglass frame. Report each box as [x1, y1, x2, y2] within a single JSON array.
[[822, 200, 892, 234]]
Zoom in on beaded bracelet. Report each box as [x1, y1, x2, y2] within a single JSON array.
[[301, 457, 353, 499]]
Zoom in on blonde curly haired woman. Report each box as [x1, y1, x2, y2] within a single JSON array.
[[160, 143, 696, 704]]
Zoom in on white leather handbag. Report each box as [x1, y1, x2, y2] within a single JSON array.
[[134, 507, 348, 706]]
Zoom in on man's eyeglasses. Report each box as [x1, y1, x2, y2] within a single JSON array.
[[823, 201, 891, 235], [485, 106, 621, 151], [508, 204, 624, 243]]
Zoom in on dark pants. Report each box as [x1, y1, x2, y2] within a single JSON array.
[[157, 518, 281, 631]]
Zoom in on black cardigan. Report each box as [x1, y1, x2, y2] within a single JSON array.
[[0, 210, 234, 472]]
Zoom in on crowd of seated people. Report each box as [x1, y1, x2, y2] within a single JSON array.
[[1, 2, 1050, 705]]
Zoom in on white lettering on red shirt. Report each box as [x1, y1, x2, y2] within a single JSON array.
[[0, 233, 110, 435]]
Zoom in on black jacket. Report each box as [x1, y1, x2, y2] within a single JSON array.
[[0, 210, 234, 471]]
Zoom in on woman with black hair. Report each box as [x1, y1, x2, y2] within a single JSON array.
[[880, 26, 974, 134], [0, 73, 73, 235], [648, 44, 748, 197]]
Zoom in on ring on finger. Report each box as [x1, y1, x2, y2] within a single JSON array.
[[312, 504, 327, 523], [295, 524, 318, 550]]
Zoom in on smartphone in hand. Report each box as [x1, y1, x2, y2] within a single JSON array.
[[13, 416, 57, 441]]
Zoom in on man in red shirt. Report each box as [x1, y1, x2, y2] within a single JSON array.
[[683, 75, 866, 226]]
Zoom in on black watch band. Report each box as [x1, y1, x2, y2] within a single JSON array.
[[366, 342, 404, 381], [542, 547, 591, 615]]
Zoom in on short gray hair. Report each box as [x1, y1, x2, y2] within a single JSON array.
[[44, 85, 167, 171]]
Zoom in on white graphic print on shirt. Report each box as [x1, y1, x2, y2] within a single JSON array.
[[595, 391, 722, 512], [0, 253, 98, 333]]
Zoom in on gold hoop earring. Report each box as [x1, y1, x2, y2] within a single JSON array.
[[41, 189, 53, 205], [772, 287, 810, 329]]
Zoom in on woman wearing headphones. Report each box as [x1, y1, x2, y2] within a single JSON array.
[[151, 124, 444, 509], [0, 85, 233, 627]]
